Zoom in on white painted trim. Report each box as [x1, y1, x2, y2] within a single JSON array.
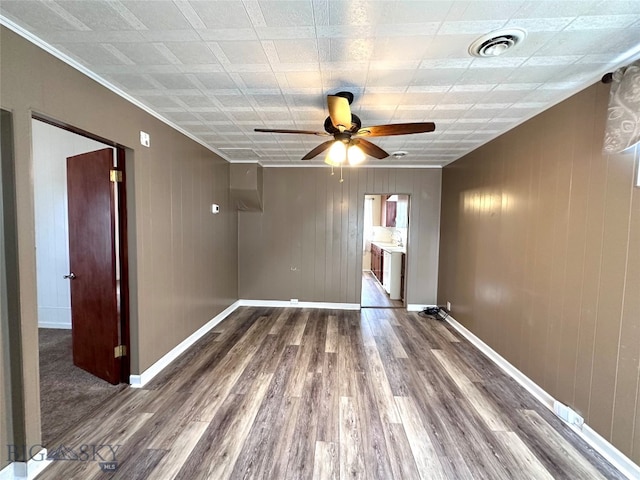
[[0, 16, 228, 163], [0, 462, 12, 480], [129, 301, 241, 388], [0, 17, 448, 170], [5, 15, 640, 173], [23, 449, 51, 480], [580, 424, 640, 480], [129, 299, 361, 388], [0, 449, 51, 480], [406, 304, 437, 312], [37, 322, 71, 330], [443, 313, 640, 480], [238, 299, 361, 310], [262, 164, 444, 169]]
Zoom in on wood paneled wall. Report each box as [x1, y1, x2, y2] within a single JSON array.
[[0, 26, 238, 454], [238, 167, 441, 305], [438, 82, 640, 463]]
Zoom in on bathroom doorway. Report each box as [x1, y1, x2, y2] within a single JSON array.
[[361, 194, 409, 308], [31, 117, 130, 446]]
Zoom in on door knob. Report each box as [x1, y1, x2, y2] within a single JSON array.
[[63, 272, 76, 280]]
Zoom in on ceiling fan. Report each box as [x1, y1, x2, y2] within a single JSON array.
[[254, 91, 436, 164]]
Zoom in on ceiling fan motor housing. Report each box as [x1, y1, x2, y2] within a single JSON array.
[[334, 132, 352, 143], [324, 114, 362, 135]]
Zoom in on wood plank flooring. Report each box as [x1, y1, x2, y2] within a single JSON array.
[[36, 307, 625, 480], [361, 271, 403, 308]]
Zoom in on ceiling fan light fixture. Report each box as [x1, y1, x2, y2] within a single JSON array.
[[468, 29, 526, 58], [324, 157, 341, 167], [325, 141, 347, 166], [347, 144, 366, 165]]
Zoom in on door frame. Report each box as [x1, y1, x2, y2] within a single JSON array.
[[32, 113, 131, 383], [360, 192, 411, 308]]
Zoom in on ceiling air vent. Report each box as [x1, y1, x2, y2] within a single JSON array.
[[391, 151, 408, 159], [468, 29, 526, 57]]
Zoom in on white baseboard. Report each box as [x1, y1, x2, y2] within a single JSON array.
[[38, 322, 71, 329], [0, 462, 11, 480], [129, 299, 360, 388], [238, 299, 361, 310], [443, 313, 640, 480], [0, 448, 51, 480], [130, 300, 242, 388], [37, 307, 71, 329]]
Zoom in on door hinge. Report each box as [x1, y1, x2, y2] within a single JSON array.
[[114, 345, 127, 358], [110, 170, 123, 183]]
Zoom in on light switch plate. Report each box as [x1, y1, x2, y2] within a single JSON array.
[[140, 131, 150, 147]]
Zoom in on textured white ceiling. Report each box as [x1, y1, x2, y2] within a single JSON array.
[[2, 1, 640, 167]]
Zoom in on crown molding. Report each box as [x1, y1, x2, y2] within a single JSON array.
[[0, 16, 232, 163]]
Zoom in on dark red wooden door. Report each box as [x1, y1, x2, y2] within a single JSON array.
[[66, 148, 121, 384]]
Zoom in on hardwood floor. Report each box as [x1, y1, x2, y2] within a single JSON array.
[[361, 271, 403, 308], [36, 307, 624, 479]]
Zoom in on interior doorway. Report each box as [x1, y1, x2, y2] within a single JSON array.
[[361, 194, 409, 308], [31, 117, 130, 445]]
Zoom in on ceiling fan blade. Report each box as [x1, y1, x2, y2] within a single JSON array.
[[254, 128, 328, 136], [356, 122, 436, 137], [302, 140, 335, 160], [327, 95, 352, 130], [356, 139, 389, 159]]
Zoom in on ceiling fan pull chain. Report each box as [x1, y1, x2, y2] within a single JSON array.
[[340, 164, 344, 183]]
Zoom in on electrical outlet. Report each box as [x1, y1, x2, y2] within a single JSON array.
[[446, 301, 451, 311], [568, 410, 584, 429], [553, 401, 584, 430], [553, 401, 569, 421]]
